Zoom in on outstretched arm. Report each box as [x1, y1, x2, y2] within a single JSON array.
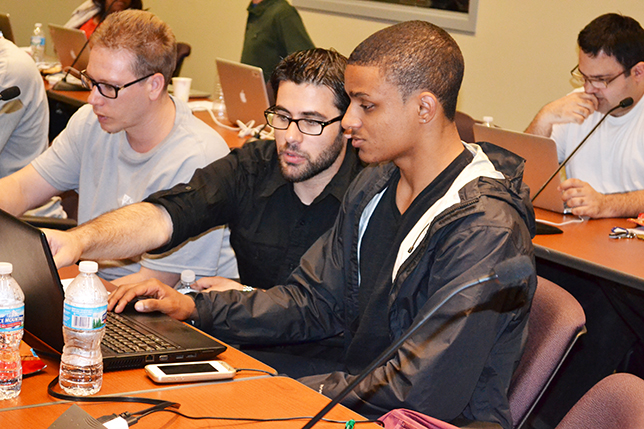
[[525, 92, 598, 137], [45, 202, 173, 268]]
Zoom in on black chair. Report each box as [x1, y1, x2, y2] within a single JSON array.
[[173, 42, 192, 77]]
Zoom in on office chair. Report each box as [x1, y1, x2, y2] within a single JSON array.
[[508, 276, 587, 429], [173, 42, 192, 77], [555, 373, 644, 429], [454, 111, 478, 143]]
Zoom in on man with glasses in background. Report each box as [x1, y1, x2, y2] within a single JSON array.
[[525, 14, 644, 428], [526, 13, 644, 219], [0, 10, 238, 285]]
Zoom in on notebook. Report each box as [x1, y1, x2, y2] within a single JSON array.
[[0, 209, 226, 371], [0, 13, 15, 43], [473, 124, 568, 214], [216, 58, 270, 125], [48, 23, 90, 72]]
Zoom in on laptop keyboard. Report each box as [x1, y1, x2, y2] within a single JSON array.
[[102, 312, 178, 354]]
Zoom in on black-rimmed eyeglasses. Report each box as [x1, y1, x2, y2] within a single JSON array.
[[570, 64, 633, 89], [264, 109, 343, 136], [76, 69, 156, 99]]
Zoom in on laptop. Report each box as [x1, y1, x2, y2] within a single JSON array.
[[49, 23, 90, 72], [0, 209, 226, 371], [473, 124, 568, 214], [0, 13, 15, 43], [216, 58, 271, 125]]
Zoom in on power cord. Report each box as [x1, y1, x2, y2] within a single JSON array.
[[133, 407, 384, 426], [48, 368, 377, 428], [47, 375, 180, 427]]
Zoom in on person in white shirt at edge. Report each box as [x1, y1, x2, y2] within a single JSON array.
[[0, 10, 237, 286], [525, 13, 644, 219]]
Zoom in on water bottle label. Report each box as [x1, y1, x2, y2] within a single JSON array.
[[63, 303, 107, 330], [0, 304, 24, 332], [30, 35, 45, 46]]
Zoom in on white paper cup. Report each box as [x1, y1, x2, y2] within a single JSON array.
[[172, 77, 192, 102]]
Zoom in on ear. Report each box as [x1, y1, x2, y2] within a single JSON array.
[[147, 73, 166, 101], [418, 92, 438, 124], [631, 61, 644, 81]]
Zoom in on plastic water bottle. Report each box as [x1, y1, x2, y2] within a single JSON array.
[[175, 269, 196, 294], [59, 261, 108, 396], [212, 80, 227, 121], [30, 23, 46, 63], [0, 262, 25, 400], [482, 116, 494, 127]]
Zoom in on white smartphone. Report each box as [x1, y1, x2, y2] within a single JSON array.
[[144, 360, 236, 383]]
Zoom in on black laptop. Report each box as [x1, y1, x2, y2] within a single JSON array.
[[0, 209, 226, 370]]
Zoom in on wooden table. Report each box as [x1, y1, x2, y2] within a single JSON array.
[[533, 208, 644, 291], [1, 345, 377, 428]]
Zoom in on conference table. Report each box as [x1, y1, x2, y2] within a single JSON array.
[[532, 207, 644, 292], [0, 267, 380, 428]]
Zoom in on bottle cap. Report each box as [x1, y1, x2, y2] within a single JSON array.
[[0, 262, 13, 275], [181, 270, 196, 283], [79, 260, 99, 274]]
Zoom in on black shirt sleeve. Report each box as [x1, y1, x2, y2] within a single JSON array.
[[144, 140, 275, 254]]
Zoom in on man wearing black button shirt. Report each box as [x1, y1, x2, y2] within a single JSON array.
[[49, 22, 535, 428], [120, 48, 360, 293]]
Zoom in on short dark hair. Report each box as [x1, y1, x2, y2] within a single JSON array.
[[270, 48, 350, 114], [348, 20, 464, 121], [578, 13, 644, 75], [91, 10, 176, 89], [94, 0, 144, 19]]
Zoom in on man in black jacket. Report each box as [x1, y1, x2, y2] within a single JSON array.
[[48, 21, 536, 428]]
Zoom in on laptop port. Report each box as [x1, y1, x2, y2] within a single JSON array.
[[144, 355, 154, 363], [159, 355, 169, 361]]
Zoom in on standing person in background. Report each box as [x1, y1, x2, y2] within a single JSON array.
[[65, 0, 143, 38], [241, 0, 315, 82]]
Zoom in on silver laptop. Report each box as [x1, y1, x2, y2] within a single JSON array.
[[49, 23, 90, 72], [0, 208, 226, 370], [216, 58, 270, 125], [0, 13, 15, 43], [473, 124, 567, 213]]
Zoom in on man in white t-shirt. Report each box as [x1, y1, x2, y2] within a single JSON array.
[[526, 13, 644, 218], [0, 10, 237, 285]]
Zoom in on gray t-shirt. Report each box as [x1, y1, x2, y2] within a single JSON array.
[[0, 37, 49, 178], [32, 98, 238, 281]]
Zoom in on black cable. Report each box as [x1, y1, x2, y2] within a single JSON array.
[[141, 407, 384, 425], [47, 375, 180, 408], [235, 367, 278, 376]]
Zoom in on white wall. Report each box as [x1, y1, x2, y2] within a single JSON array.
[[4, 0, 644, 131]]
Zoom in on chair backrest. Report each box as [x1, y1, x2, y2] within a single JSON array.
[[454, 111, 478, 143], [173, 42, 192, 77], [556, 373, 644, 429], [508, 276, 586, 429]]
